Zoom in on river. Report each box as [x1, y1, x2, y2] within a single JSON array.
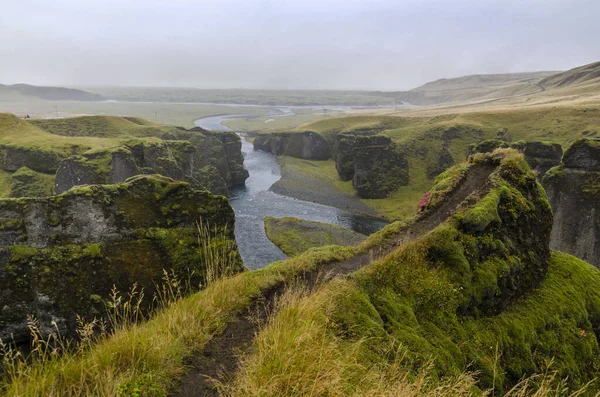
[[196, 111, 388, 270]]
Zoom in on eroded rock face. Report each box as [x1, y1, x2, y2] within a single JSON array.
[[543, 139, 600, 268], [351, 135, 409, 199], [427, 146, 455, 179], [0, 175, 242, 343], [469, 140, 563, 177], [55, 130, 248, 196], [0, 144, 64, 174], [253, 131, 331, 160]]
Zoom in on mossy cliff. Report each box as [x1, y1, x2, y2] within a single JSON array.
[[469, 139, 563, 177], [253, 130, 331, 160], [247, 151, 600, 394], [348, 134, 409, 198], [338, 151, 591, 392], [543, 138, 600, 268], [0, 114, 248, 198], [0, 175, 242, 344], [55, 129, 248, 197]]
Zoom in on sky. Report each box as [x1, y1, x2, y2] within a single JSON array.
[[1, 0, 599, 91]]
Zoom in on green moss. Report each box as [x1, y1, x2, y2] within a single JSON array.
[[582, 172, 600, 198], [302, 151, 581, 393], [9, 166, 55, 198], [456, 187, 507, 233], [264, 216, 366, 257], [0, 218, 22, 231]]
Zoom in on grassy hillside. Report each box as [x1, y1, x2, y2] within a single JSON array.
[[0, 84, 104, 101], [0, 113, 122, 157], [0, 101, 268, 129], [3, 151, 599, 396], [264, 216, 366, 256], [539, 61, 600, 89], [391, 71, 557, 105], [30, 115, 183, 138]]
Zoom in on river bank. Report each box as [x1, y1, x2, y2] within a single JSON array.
[[195, 113, 388, 269], [271, 156, 382, 218]]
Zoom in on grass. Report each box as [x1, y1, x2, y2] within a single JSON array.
[[0, 102, 268, 129], [266, 101, 600, 220], [0, 170, 11, 198], [0, 245, 355, 397], [29, 115, 180, 138], [225, 252, 599, 397], [264, 216, 366, 256], [0, 113, 122, 157], [225, 153, 599, 395], [2, 151, 598, 396], [223, 110, 344, 132]]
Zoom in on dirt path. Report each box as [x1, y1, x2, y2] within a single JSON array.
[[169, 162, 496, 397]]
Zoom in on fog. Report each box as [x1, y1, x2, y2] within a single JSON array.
[[1, 0, 599, 90]]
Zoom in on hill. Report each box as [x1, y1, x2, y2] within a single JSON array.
[[0, 84, 105, 102], [538, 61, 600, 91], [390, 71, 557, 105]]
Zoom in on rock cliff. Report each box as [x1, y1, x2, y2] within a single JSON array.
[[543, 138, 600, 267], [55, 130, 248, 196], [469, 139, 563, 177], [0, 175, 242, 343], [336, 134, 409, 198], [253, 131, 331, 160]]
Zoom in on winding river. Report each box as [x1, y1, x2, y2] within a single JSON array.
[[196, 111, 388, 270]]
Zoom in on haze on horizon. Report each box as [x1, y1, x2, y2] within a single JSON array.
[[1, 0, 599, 91]]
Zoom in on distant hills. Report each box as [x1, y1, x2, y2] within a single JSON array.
[[386, 71, 558, 106], [389, 61, 600, 106], [1, 61, 599, 106], [0, 84, 105, 102], [538, 61, 600, 89]]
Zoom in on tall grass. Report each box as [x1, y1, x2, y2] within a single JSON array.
[[225, 280, 595, 397], [197, 219, 238, 286], [0, 219, 252, 396]]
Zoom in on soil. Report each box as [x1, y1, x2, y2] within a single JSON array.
[[169, 162, 496, 397]]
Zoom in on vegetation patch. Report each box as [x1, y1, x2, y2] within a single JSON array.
[[264, 216, 366, 256]]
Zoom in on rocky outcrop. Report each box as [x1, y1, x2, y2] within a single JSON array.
[[352, 135, 409, 198], [469, 139, 563, 177], [543, 138, 600, 267], [427, 145, 455, 179], [0, 144, 64, 174], [9, 167, 54, 198], [0, 175, 242, 343], [55, 130, 248, 196], [334, 134, 409, 198], [253, 131, 331, 160]]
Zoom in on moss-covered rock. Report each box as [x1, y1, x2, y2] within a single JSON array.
[[9, 167, 54, 198], [0, 175, 242, 344], [469, 139, 563, 177], [324, 150, 583, 393], [426, 145, 455, 179], [352, 135, 409, 198], [55, 130, 248, 196], [0, 144, 64, 174], [543, 138, 600, 268], [253, 131, 331, 160], [264, 216, 366, 256]]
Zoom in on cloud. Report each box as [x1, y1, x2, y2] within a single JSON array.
[[1, 0, 599, 90]]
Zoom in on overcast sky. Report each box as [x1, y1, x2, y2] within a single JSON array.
[[1, 0, 599, 90]]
